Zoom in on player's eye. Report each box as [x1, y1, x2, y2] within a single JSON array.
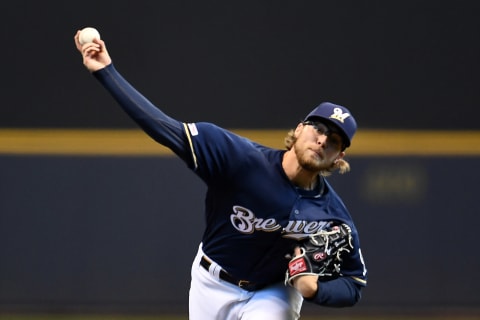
[[303, 121, 329, 135], [303, 121, 345, 150], [327, 134, 343, 149]]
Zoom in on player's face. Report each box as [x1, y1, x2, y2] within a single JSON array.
[[293, 121, 345, 172]]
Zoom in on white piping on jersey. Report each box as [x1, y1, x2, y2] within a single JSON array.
[[184, 123, 198, 170], [350, 276, 367, 285]]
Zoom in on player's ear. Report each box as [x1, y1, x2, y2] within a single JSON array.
[[335, 151, 346, 162]]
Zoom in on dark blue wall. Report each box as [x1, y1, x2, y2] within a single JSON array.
[[1, 155, 479, 315]]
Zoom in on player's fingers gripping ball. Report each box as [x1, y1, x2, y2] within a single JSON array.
[[285, 223, 354, 286], [78, 27, 101, 45]]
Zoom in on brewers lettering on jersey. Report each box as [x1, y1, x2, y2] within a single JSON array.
[[75, 29, 367, 320]]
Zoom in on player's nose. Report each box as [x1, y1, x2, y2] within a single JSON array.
[[316, 134, 328, 146]]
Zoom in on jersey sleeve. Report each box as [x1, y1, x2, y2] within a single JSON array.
[[92, 64, 194, 166], [309, 276, 364, 307], [91, 64, 260, 180], [182, 122, 264, 183]]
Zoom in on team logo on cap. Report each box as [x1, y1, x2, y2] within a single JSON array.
[[329, 108, 351, 123]]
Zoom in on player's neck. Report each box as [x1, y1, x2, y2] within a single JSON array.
[[282, 150, 320, 190]]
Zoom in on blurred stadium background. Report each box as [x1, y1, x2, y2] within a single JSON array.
[[1, 1, 479, 319]]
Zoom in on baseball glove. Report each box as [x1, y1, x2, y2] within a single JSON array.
[[285, 223, 353, 286]]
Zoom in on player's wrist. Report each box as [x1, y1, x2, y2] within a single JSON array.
[[294, 275, 318, 298]]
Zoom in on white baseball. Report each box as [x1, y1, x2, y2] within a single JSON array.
[[78, 27, 101, 45]]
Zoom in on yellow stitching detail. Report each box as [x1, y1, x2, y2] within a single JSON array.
[[183, 123, 198, 170]]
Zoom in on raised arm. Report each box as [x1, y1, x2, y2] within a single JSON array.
[[73, 30, 195, 167]]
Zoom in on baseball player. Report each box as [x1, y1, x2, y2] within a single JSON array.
[[74, 31, 367, 320]]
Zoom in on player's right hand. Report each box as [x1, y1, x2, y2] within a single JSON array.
[[74, 30, 112, 72]]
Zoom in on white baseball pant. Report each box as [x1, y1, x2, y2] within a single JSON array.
[[189, 243, 303, 320]]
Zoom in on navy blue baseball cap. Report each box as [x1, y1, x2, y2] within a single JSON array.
[[304, 102, 357, 148]]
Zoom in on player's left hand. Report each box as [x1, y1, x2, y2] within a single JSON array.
[[285, 223, 354, 298], [290, 247, 318, 298]]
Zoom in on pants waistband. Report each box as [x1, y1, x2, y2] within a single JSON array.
[[200, 255, 261, 291]]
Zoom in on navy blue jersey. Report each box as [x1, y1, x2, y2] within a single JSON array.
[[93, 64, 367, 306]]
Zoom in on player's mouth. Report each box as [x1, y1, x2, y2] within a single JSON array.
[[309, 148, 324, 160]]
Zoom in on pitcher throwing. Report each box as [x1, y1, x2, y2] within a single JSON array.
[[74, 29, 367, 320]]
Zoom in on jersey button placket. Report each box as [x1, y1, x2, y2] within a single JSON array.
[[290, 196, 302, 218]]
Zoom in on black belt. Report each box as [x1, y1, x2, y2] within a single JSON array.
[[200, 255, 260, 291]]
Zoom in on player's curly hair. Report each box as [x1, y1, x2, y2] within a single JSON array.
[[284, 129, 350, 176]]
